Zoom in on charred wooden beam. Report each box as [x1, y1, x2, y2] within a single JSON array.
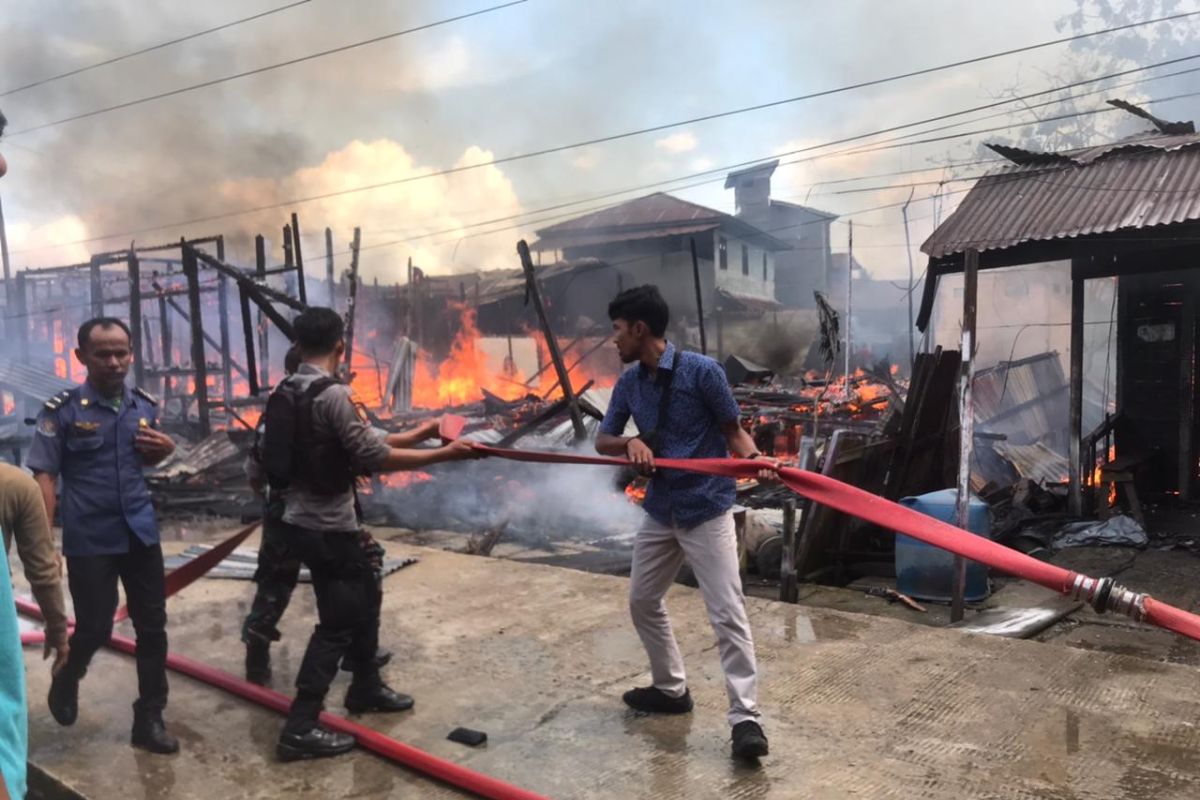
[[191, 246, 297, 338], [291, 212, 308, 306], [325, 227, 335, 307], [216, 236, 234, 410], [128, 249, 145, 386], [690, 236, 707, 356], [255, 235, 270, 390], [343, 227, 361, 371], [150, 279, 249, 380], [158, 283, 172, 399], [238, 283, 260, 397], [182, 243, 211, 438], [89, 255, 103, 317], [517, 239, 585, 441]]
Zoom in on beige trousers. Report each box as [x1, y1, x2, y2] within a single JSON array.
[[628, 510, 762, 727]]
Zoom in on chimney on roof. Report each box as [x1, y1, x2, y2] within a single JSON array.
[[725, 159, 779, 225]]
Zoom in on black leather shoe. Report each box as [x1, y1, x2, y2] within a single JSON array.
[[622, 686, 694, 714], [245, 640, 272, 686], [48, 672, 79, 727], [343, 684, 414, 714], [131, 712, 180, 755], [340, 648, 393, 673], [277, 726, 355, 762], [731, 720, 769, 761]]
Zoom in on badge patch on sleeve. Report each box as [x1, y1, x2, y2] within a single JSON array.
[[37, 417, 58, 437]]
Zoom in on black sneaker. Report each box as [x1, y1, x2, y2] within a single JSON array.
[[621, 686, 694, 714], [731, 721, 769, 761], [277, 725, 356, 762], [131, 711, 180, 755], [48, 672, 79, 727], [344, 684, 414, 714]]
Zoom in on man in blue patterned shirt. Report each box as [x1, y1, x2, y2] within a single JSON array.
[[597, 285, 773, 762]]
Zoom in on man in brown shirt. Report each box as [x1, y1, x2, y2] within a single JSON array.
[[0, 463, 69, 675]]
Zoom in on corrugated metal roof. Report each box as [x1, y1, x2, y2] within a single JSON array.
[[716, 288, 782, 311], [531, 223, 719, 250], [922, 133, 1200, 259], [535, 192, 790, 250], [0, 357, 74, 401]]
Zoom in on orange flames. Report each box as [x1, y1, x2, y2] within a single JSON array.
[[409, 305, 527, 408], [624, 482, 647, 503]]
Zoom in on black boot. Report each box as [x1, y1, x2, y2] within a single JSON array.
[[277, 725, 355, 762], [622, 686, 694, 714], [48, 670, 80, 727], [245, 638, 272, 686], [344, 681, 414, 714], [131, 708, 180, 755]]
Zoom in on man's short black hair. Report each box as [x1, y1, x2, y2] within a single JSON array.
[[77, 317, 133, 350], [283, 344, 302, 375], [293, 307, 345, 356], [607, 285, 669, 338]]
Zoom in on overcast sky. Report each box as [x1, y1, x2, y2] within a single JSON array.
[[1, 0, 1198, 283]]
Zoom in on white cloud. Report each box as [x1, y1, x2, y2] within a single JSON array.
[[392, 35, 472, 93], [690, 157, 714, 171], [655, 132, 698, 154], [217, 139, 524, 280], [5, 215, 93, 268]]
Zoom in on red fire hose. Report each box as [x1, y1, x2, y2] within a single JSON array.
[[442, 414, 1200, 643], [16, 526, 551, 800]]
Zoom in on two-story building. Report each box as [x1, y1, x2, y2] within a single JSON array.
[[532, 192, 789, 341], [724, 160, 838, 309]]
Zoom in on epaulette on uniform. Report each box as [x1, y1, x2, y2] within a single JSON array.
[[44, 390, 72, 412], [134, 387, 158, 406]]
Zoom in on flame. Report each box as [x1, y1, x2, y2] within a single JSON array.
[[624, 482, 647, 503], [378, 471, 433, 489]]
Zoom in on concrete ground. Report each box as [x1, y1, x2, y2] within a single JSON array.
[[15, 527, 1200, 800]]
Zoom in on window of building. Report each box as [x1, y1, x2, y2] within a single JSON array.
[[762, 252, 768, 280], [718, 236, 728, 270], [741, 244, 749, 276]]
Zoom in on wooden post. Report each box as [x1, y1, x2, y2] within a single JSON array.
[[901, 190, 917, 367], [0, 194, 12, 336], [324, 226, 335, 307], [291, 212, 308, 306], [255, 235, 270, 390], [1180, 280, 1196, 501], [128, 250, 144, 387], [951, 248, 979, 624], [1068, 264, 1085, 515], [689, 237, 707, 356], [182, 245, 211, 438], [845, 220, 854, 386], [716, 305, 724, 362], [89, 255, 103, 317], [157, 282, 172, 400], [517, 239, 586, 441], [13, 272, 27, 362], [780, 499, 798, 603], [343, 227, 361, 371], [216, 237, 234, 409], [239, 285, 260, 396]]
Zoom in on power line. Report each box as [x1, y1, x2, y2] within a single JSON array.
[[11, 52, 1200, 257], [0, 0, 314, 97], [5, 7, 1194, 143], [4, 0, 528, 137]]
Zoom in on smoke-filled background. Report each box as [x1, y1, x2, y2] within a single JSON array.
[[3, 0, 1197, 284]]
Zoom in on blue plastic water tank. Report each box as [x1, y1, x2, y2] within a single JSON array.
[[895, 489, 990, 602]]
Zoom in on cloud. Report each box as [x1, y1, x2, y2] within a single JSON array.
[[5, 215, 92, 268], [216, 139, 524, 281], [655, 132, 698, 154], [571, 150, 599, 171], [690, 157, 714, 171]]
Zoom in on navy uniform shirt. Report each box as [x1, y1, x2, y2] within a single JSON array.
[[26, 382, 161, 557], [600, 341, 742, 529]]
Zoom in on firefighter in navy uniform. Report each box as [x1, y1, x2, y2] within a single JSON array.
[[267, 307, 478, 762], [28, 317, 180, 754]]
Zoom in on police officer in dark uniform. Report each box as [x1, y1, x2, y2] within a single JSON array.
[[28, 317, 180, 754], [270, 307, 477, 761]]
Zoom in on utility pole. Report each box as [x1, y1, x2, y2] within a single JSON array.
[[901, 189, 916, 368], [689, 237, 707, 355], [951, 248, 979, 623]]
